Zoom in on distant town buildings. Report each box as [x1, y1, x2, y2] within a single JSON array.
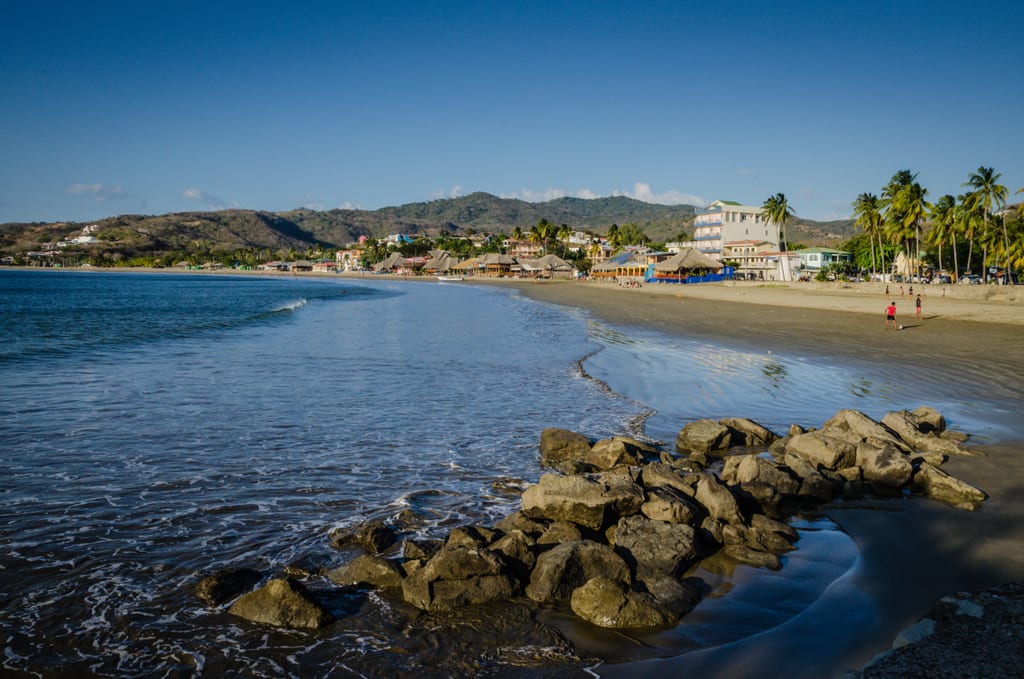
[[692, 200, 778, 260]]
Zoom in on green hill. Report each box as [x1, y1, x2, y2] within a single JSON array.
[[1, 192, 855, 262]]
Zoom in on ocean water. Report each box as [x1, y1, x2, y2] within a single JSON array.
[[0, 270, 1017, 677]]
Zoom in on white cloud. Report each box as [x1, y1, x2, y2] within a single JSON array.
[[66, 182, 127, 201], [430, 185, 466, 200], [500, 183, 706, 207], [339, 201, 363, 210], [183, 187, 226, 208], [611, 182, 707, 207]]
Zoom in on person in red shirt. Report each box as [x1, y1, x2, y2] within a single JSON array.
[[884, 301, 897, 330]]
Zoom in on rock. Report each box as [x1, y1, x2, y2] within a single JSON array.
[[537, 520, 584, 545], [445, 525, 499, 549], [785, 431, 857, 470], [723, 544, 782, 570], [329, 520, 396, 554], [749, 514, 799, 553], [401, 545, 519, 611], [612, 435, 662, 458], [881, 411, 970, 457], [856, 441, 914, 488], [521, 472, 644, 530], [493, 511, 548, 537], [539, 428, 593, 465], [638, 575, 704, 618], [639, 462, 699, 497], [698, 518, 724, 550], [640, 486, 702, 525], [910, 405, 946, 434], [585, 437, 641, 470], [719, 417, 779, 447], [489, 529, 537, 579], [783, 453, 840, 501], [675, 419, 732, 455], [734, 481, 783, 517], [326, 554, 404, 588], [695, 472, 744, 525], [851, 583, 1024, 678], [722, 454, 801, 495], [194, 568, 263, 606], [913, 463, 986, 510], [613, 515, 699, 578], [822, 409, 911, 454], [228, 578, 333, 629], [403, 538, 443, 561], [570, 576, 674, 628], [525, 540, 631, 604]]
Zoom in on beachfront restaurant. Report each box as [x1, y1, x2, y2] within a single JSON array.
[[649, 248, 726, 283], [590, 251, 647, 281]]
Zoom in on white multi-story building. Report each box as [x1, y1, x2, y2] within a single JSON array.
[[693, 200, 778, 260]]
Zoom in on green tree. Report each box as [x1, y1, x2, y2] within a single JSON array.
[[852, 192, 884, 277], [928, 194, 958, 280], [528, 219, 554, 255], [963, 167, 1008, 282], [762, 193, 794, 280]]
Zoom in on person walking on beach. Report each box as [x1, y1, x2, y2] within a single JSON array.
[[884, 301, 898, 330], [915, 294, 922, 319]]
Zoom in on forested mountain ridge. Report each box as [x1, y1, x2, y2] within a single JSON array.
[[1, 192, 854, 261]]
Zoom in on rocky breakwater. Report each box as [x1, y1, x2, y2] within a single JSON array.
[[195, 406, 986, 635]]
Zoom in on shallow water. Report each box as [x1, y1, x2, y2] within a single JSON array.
[[1, 270, 1017, 677]]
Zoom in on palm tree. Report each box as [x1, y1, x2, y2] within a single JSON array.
[[963, 167, 1009, 276], [557, 224, 572, 253], [881, 170, 929, 281], [528, 219, 554, 255], [852, 192, 884, 277], [928, 194, 957, 281], [762, 193, 794, 280]]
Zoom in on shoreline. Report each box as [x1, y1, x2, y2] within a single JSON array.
[[493, 278, 1024, 676], [8, 267, 1024, 674]]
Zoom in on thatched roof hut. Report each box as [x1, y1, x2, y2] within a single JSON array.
[[653, 248, 723, 274]]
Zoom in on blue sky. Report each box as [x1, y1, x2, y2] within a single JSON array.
[[2, 1, 1022, 224]]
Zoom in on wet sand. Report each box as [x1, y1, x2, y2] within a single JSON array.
[[493, 278, 1024, 677]]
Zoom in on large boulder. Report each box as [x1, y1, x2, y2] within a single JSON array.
[[525, 540, 631, 603], [695, 472, 744, 525], [639, 463, 699, 497], [913, 463, 986, 510], [640, 486, 703, 525], [613, 515, 699, 578], [676, 419, 732, 455], [882, 411, 969, 457], [748, 514, 800, 553], [194, 568, 262, 606], [228, 578, 333, 629], [326, 554, 404, 588], [719, 418, 779, 447], [401, 545, 519, 611], [783, 453, 840, 501], [570, 576, 674, 628], [721, 454, 801, 495], [329, 520, 396, 554], [785, 431, 857, 470], [856, 441, 914, 488], [585, 438, 642, 471], [489, 529, 537, 579], [539, 428, 593, 465], [521, 472, 644, 530], [821, 409, 911, 453]]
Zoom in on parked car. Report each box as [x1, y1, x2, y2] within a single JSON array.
[[959, 275, 982, 285]]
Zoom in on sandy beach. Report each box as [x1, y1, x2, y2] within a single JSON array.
[[492, 277, 1024, 676]]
